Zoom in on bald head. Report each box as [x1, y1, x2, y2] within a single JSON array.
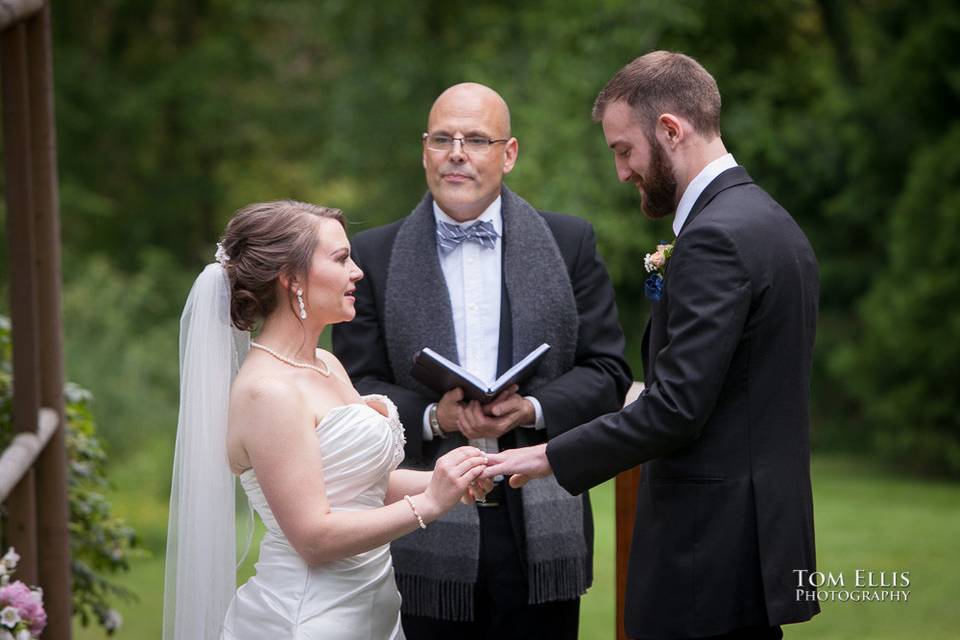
[[428, 82, 511, 137], [422, 82, 519, 222]]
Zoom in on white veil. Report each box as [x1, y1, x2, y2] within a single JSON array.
[[163, 263, 250, 639]]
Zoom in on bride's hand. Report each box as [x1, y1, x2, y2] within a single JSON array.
[[461, 476, 494, 505], [422, 447, 488, 516]]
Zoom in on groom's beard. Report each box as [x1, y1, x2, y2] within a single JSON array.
[[639, 136, 679, 220]]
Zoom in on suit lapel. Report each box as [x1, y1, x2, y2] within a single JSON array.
[[640, 317, 652, 386], [644, 169, 752, 384], [646, 290, 669, 386]]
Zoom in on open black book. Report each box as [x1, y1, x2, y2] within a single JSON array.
[[411, 343, 551, 404]]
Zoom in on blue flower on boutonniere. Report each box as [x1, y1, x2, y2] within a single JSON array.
[[643, 241, 674, 302]]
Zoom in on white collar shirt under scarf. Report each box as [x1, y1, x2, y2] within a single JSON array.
[[433, 197, 503, 453]]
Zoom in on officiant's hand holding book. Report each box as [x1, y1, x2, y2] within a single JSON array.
[[411, 343, 551, 404]]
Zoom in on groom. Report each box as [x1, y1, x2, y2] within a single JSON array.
[[332, 83, 632, 638], [486, 52, 821, 639]]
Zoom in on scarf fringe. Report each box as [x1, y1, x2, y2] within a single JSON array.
[[395, 574, 475, 622], [528, 557, 590, 604]]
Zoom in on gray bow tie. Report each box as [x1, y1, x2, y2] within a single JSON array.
[[436, 219, 499, 254]]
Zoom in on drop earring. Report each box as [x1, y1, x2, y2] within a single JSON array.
[[297, 289, 307, 320]]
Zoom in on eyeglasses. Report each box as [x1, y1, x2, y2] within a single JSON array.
[[423, 133, 510, 154]]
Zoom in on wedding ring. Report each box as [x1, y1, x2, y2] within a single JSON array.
[[476, 481, 487, 504], [469, 480, 486, 504]]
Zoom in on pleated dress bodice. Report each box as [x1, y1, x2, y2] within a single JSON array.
[[222, 397, 406, 640]]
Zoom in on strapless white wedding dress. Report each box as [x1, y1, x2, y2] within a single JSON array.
[[222, 398, 406, 639]]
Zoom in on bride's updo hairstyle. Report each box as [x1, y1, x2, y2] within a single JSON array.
[[219, 200, 345, 331]]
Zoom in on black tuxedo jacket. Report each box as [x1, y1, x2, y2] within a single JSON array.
[[548, 168, 820, 638]]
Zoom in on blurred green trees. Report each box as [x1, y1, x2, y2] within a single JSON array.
[[833, 124, 960, 475], [2, 0, 956, 473]]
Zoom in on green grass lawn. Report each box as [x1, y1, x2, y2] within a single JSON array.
[[74, 451, 959, 638], [788, 456, 960, 639]]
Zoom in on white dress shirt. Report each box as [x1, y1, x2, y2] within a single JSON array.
[[422, 197, 545, 451], [673, 153, 738, 236]]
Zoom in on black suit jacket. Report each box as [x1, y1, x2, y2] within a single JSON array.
[[547, 168, 820, 638]]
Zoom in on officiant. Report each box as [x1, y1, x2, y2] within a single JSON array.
[[332, 82, 632, 639]]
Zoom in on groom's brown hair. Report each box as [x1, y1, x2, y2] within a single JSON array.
[[592, 51, 722, 139]]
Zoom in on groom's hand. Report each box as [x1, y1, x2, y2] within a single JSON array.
[[483, 443, 552, 488], [461, 476, 494, 505]]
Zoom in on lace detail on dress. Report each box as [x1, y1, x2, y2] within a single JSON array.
[[362, 394, 406, 468]]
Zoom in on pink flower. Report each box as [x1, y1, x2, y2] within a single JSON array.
[[24, 597, 45, 636], [0, 582, 31, 609], [0, 582, 45, 636]]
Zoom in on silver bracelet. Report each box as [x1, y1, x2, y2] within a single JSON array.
[[403, 494, 426, 530]]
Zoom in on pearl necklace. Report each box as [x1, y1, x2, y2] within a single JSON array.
[[250, 341, 330, 377]]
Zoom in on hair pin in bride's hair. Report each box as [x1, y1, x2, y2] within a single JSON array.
[[215, 242, 231, 266]]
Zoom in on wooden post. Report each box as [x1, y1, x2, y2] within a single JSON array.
[[615, 467, 640, 640], [28, 4, 73, 637], [0, 1, 46, 31], [1, 19, 41, 584], [615, 382, 644, 640]]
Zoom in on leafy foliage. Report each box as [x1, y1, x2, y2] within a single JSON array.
[[832, 124, 960, 475], [5, 0, 959, 485], [0, 318, 138, 634]]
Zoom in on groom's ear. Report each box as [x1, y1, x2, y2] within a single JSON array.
[[657, 113, 684, 149]]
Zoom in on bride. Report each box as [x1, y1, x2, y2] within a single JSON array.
[[163, 200, 490, 639]]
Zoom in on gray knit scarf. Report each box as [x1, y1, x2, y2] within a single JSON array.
[[385, 186, 590, 621]]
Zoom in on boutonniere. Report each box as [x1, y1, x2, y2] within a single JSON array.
[[644, 241, 674, 301]]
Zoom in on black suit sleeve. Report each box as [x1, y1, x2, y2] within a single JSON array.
[[547, 222, 751, 494], [533, 222, 633, 439], [332, 237, 431, 463]]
